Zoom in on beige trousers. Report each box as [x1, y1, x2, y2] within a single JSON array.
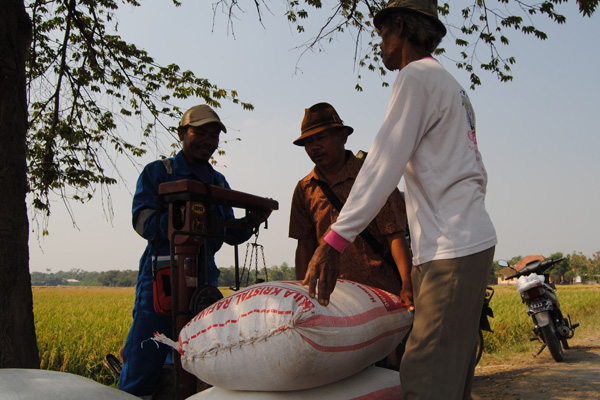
[[400, 247, 495, 400]]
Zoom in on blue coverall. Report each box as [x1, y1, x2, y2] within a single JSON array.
[[119, 151, 253, 396]]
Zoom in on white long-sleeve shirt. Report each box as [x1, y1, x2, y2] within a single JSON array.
[[326, 58, 497, 265]]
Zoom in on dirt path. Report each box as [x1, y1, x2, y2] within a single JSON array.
[[471, 334, 600, 400]]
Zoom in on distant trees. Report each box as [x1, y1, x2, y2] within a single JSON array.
[[30, 252, 600, 288], [548, 252, 570, 284], [489, 261, 504, 285], [30, 269, 137, 287], [97, 270, 138, 287], [553, 251, 600, 284], [31, 252, 600, 288], [30, 263, 297, 288], [494, 252, 600, 284], [256, 262, 293, 282], [218, 262, 296, 287]]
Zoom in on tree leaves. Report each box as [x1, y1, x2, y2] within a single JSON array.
[[25, 0, 598, 225], [272, 0, 596, 90], [26, 0, 253, 223]]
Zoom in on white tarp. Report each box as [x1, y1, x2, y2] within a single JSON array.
[[186, 366, 402, 399], [0, 369, 138, 400]]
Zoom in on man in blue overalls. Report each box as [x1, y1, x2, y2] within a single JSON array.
[[119, 105, 263, 398]]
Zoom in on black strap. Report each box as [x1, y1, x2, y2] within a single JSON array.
[[152, 194, 163, 276], [314, 179, 395, 266]]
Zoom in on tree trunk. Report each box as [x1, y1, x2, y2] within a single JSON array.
[[0, 0, 39, 368]]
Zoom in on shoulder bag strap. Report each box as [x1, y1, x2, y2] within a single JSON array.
[[314, 179, 392, 264]]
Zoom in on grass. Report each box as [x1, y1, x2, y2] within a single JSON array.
[[32, 285, 235, 386], [33, 286, 134, 386], [32, 284, 600, 383]]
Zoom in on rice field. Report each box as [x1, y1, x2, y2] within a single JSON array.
[[32, 284, 600, 384], [33, 286, 134, 386]]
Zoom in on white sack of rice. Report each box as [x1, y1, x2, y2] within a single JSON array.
[[155, 279, 412, 391]]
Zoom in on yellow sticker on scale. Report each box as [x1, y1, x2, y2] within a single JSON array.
[[192, 203, 206, 214]]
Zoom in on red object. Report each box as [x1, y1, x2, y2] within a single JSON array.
[[153, 264, 173, 316]]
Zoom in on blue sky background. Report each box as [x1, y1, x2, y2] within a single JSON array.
[[29, 1, 600, 273]]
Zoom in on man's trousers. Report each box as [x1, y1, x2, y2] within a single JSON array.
[[400, 247, 495, 400]]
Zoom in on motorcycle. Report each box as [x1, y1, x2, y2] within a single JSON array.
[[501, 258, 579, 362]]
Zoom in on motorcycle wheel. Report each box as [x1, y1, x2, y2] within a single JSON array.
[[561, 338, 570, 350], [540, 323, 564, 362], [474, 330, 484, 365]]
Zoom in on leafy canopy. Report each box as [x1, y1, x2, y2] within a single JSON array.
[[26, 0, 253, 227], [26, 0, 597, 230], [255, 0, 597, 90]]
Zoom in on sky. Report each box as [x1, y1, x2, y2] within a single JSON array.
[[28, 1, 600, 273]]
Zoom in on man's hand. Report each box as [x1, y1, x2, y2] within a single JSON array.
[[400, 280, 414, 312], [386, 232, 414, 312], [246, 209, 272, 230], [302, 242, 340, 306]]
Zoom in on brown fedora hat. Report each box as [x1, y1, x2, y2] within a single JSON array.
[[294, 102, 353, 146], [373, 0, 446, 37]]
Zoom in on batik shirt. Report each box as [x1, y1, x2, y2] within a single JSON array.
[[289, 151, 407, 294]]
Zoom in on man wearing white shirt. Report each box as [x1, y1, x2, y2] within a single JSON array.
[[303, 1, 497, 399]]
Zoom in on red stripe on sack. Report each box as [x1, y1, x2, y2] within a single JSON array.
[[180, 308, 293, 346], [352, 385, 402, 400], [369, 288, 406, 312], [344, 280, 406, 312], [298, 307, 408, 328], [298, 325, 411, 353]]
